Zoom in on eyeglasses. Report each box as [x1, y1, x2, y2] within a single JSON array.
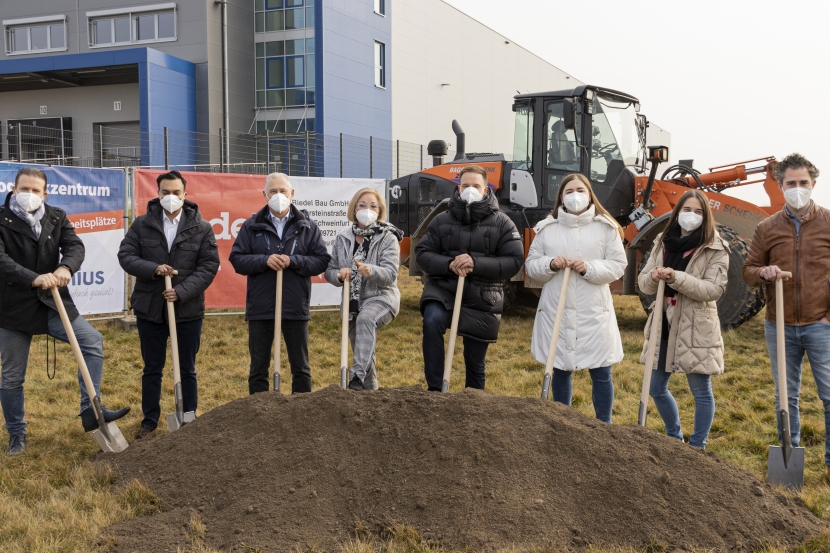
[[356, 202, 380, 211]]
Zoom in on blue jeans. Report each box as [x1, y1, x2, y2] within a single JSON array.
[[649, 369, 715, 448], [422, 301, 489, 391], [552, 367, 614, 423], [137, 317, 202, 430], [0, 310, 104, 436], [765, 320, 830, 466]]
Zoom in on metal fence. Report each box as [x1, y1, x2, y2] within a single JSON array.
[[0, 123, 437, 179]]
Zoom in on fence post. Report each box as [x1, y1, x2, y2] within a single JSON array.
[[164, 127, 169, 170], [266, 129, 271, 174], [339, 133, 344, 178], [420, 144, 424, 171], [396, 140, 400, 179], [17, 123, 22, 163], [219, 129, 225, 172], [305, 131, 310, 176], [369, 136, 373, 179], [99, 125, 104, 168]]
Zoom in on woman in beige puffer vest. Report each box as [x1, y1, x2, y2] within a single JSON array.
[[638, 190, 728, 449]]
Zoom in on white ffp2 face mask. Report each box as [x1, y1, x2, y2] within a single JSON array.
[[356, 209, 378, 226], [160, 194, 183, 214], [460, 187, 483, 204], [784, 187, 811, 211], [268, 192, 291, 214], [15, 192, 44, 213], [563, 191, 589, 213], [678, 212, 703, 232]]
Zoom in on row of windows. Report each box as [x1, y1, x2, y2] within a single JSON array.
[[255, 7, 314, 32], [255, 0, 314, 10], [256, 38, 314, 57], [255, 118, 315, 134]]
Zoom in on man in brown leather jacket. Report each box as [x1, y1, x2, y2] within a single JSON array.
[[743, 152, 830, 480]]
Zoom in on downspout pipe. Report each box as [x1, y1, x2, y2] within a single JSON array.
[[216, 0, 230, 166]]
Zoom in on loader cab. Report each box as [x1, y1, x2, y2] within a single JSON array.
[[513, 85, 646, 224]]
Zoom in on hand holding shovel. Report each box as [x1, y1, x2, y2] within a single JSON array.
[[164, 271, 195, 431], [50, 287, 128, 452]]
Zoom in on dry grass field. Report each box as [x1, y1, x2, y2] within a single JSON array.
[[2, 271, 830, 552]]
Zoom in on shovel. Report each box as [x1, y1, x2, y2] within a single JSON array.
[[541, 267, 571, 399], [638, 277, 666, 426], [273, 269, 283, 392], [767, 271, 804, 490], [164, 273, 195, 432], [340, 276, 350, 388], [50, 287, 129, 453], [441, 275, 465, 393]]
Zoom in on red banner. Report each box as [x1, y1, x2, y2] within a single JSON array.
[[135, 170, 266, 309]]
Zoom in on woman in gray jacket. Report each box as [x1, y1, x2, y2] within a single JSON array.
[[325, 188, 402, 390]]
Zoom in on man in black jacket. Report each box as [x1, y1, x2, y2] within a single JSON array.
[[229, 173, 330, 394], [118, 171, 219, 440], [415, 165, 524, 391], [0, 168, 129, 455]]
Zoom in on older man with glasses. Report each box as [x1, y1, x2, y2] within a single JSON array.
[[325, 187, 402, 390]]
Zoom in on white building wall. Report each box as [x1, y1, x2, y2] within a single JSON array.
[[391, 0, 671, 167]]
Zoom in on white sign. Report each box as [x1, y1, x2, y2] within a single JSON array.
[[291, 177, 387, 307], [67, 229, 125, 315]]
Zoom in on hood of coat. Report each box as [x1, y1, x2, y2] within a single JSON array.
[[448, 187, 499, 224], [146, 197, 204, 223], [533, 205, 617, 233]]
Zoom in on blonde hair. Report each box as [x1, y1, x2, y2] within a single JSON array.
[[551, 173, 624, 240], [347, 188, 387, 224]]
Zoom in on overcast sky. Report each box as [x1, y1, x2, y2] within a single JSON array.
[[443, 0, 830, 207]]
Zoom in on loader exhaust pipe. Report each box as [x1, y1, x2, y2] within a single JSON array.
[[452, 119, 465, 161]]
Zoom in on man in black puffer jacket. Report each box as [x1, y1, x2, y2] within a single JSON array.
[[118, 171, 219, 440], [415, 165, 524, 391]]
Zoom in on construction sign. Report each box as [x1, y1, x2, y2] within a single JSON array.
[[134, 169, 386, 309], [0, 163, 126, 315]]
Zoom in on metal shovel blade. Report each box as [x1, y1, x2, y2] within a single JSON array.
[[93, 422, 129, 453], [767, 445, 805, 490], [166, 411, 196, 432], [340, 366, 348, 389]]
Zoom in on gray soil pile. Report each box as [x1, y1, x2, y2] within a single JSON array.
[[97, 386, 825, 552]]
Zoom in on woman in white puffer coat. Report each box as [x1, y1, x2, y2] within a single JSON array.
[[526, 173, 627, 423]]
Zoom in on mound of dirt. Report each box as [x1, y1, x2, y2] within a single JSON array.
[[97, 386, 824, 552]]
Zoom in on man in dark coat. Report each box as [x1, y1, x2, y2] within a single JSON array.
[[229, 172, 331, 394], [118, 170, 219, 440], [415, 165, 524, 391], [0, 168, 129, 455]]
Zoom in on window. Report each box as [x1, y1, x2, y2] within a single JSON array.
[[255, 0, 314, 31], [374, 41, 385, 88], [374, 0, 386, 16], [4, 16, 67, 55], [256, 40, 315, 109], [87, 3, 177, 47]]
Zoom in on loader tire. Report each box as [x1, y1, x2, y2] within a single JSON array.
[[637, 225, 764, 330]]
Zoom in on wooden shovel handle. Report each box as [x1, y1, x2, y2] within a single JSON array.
[[341, 277, 350, 388], [639, 277, 666, 426], [274, 270, 283, 381], [543, 267, 571, 379], [49, 288, 97, 402], [164, 275, 182, 386], [442, 275, 465, 392], [775, 272, 791, 409]]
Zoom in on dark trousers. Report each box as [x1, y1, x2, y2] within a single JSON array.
[[248, 319, 312, 394], [422, 300, 489, 391], [136, 317, 202, 430]]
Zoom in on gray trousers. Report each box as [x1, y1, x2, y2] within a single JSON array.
[[349, 302, 394, 390]]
